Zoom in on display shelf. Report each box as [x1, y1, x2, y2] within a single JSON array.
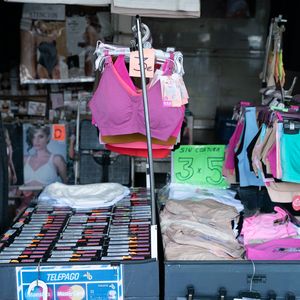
[[21, 77, 95, 85], [0, 187, 159, 299], [164, 260, 300, 300], [0, 95, 47, 102]]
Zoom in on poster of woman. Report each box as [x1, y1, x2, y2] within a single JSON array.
[[23, 123, 67, 188]]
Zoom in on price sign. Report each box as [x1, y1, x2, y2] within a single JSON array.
[[17, 264, 123, 300], [173, 145, 229, 189], [129, 49, 155, 78]]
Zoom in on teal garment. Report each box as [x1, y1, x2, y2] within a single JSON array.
[[280, 129, 300, 184], [260, 124, 266, 143]]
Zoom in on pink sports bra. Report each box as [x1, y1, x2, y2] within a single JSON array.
[[89, 54, 184, 142]]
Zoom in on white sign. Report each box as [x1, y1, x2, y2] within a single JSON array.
[[22, 4, 66, 21], [17, 264, 123, 300]]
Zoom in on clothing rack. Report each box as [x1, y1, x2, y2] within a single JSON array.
[[135, 16, 157, 259], [135, 16, 156, 226]]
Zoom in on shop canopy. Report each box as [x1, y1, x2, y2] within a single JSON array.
[[4, 0, 201, 18]]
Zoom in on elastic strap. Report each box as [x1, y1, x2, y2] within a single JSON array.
[[104, 50, 111, 65], [163, 53, 174, 75]]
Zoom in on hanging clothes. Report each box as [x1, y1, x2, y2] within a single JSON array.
[[235, 107, 265, 187], [89, 45, 189, 158], [89, 55, 184, 141]]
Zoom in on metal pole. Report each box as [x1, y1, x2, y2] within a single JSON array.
[[75, 94, 93, 184], [135, 16, 156, 225]]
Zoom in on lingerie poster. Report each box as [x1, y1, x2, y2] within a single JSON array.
[[23, 123, 67, 188], [20, 4, 68, 82], [66, 10, 112, 78], [3, 123, 24, 186]]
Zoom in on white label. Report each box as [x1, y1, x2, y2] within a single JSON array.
[[77, 246, 102, 250], [22, 4, 66, 21], [0, 260, 11, 263], [20, 18, 32, 31], [4, 229, 17, 236], [47, 258, 70, 262]]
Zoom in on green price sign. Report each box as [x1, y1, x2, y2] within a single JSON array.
[[173, 145, 229, 189]]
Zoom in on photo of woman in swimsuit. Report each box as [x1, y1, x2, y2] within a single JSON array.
[[23, 124, 67, 187], [18, 101, 27, 114], [1, 100, 11, 115], [78, 13, 102, 77], [29, 102, 45, 116], [33, 20, 61, 80]]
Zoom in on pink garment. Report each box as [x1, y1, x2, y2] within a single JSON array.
[[266, 144, 277, 178], [276, 122, 282, 179], [246, 238, 300, 260], [112, 55, 185, 139], [114, 55, 138, 92], [222, 147, 229, 178], [102, 55, 184, 149], [225, 122, 244, 169], [241, 207, 298, 245], [89, 53, 184, 141]]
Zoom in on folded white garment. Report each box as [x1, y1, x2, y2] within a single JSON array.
[[114, 0, 200, 12], [168, 183, 244, 212], [38, 182, 130, 208], [111, 0, 200, 18]]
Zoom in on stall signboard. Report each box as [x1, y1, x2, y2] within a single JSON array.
[[17, 264, 123, 300], [172, 145, 229, 189]]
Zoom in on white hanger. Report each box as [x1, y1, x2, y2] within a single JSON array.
[[94, 41, 185, 76], [27, 280, 48, 300]]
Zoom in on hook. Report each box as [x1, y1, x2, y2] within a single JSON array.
[[285, 77, 297, 96], [27, 280, 47, 300], [132, 22, 153, 49], [249, 260, 256, 292], [38, 259, 41, 282], [278, 76, 285, 104], [28, 260, 47, 300]]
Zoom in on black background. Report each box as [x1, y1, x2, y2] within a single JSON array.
[[0, 1, 299, 71]]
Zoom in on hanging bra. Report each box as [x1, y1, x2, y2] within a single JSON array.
[[89, 53, 184, 142], [24, 154, 58, 185]]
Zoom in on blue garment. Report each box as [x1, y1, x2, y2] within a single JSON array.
[[237, 107, 265, 187], [278, 122, 283, 141]]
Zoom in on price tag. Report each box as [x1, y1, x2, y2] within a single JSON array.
[[129, 49, 155, 78], [52, 124, 66, 141], [173, 145, 229, 189]]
